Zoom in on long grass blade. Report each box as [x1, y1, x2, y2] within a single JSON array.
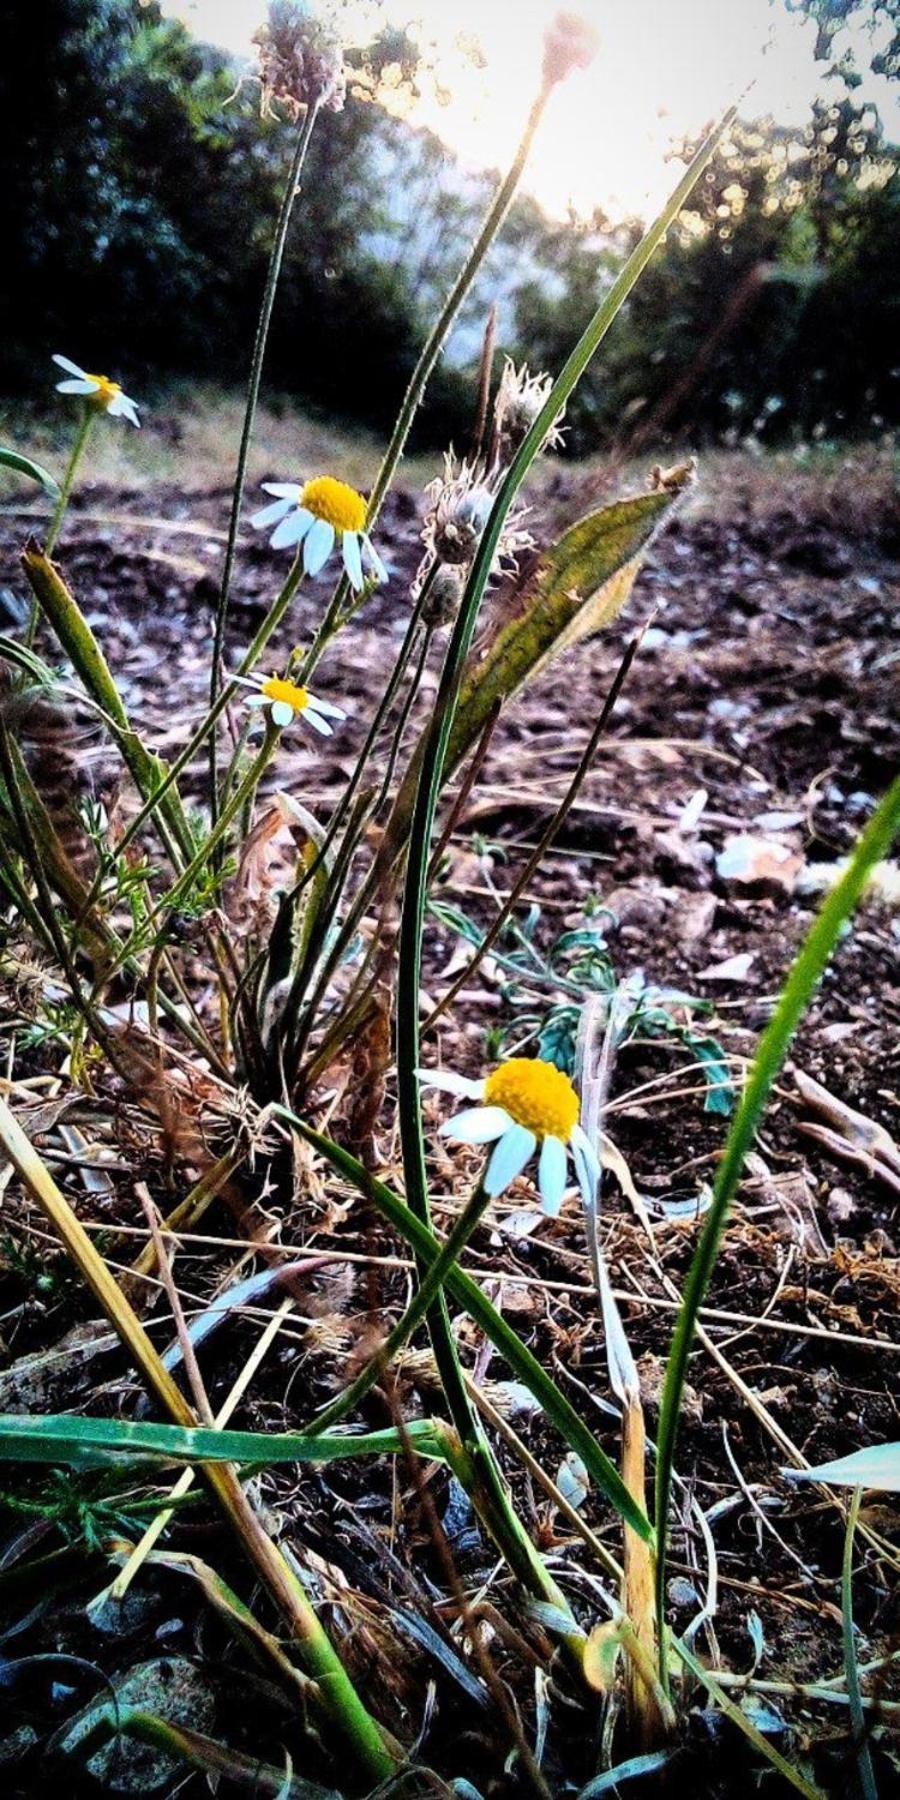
[[654, 775, 900, 1633]]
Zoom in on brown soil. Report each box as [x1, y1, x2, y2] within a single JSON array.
[[0, 457, 898, 1798]]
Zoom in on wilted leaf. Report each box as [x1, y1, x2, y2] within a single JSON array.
[[447, 485, 685, 771], [380, 478, 688, 872], [583, 1618, 624, 1694]]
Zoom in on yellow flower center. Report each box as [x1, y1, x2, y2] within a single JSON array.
[[484, 1058, 579, 1142], [261, 676, 309, 712], [300, 475, 367, 535], [85, 374, 122, 408]]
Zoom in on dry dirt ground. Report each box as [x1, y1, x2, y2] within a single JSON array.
[[0, 449, 898, 1796]]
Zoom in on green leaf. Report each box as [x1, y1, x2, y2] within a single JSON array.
[[784, 1443, 900, 1490], [0, 1412, 449, 1471], [380, 476, 692, 879], [684, 1032, 735, 1116], [446, 484, 685, 770], [0, 446, 60, 499]]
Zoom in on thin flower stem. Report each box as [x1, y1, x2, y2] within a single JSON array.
[[26, 402, 93, 657], [116, 557, 303, 865], [392, 114, 734, 1638], [307, 1180, 490, 1436], [283, 569, 438, 932], [42, 406, 94, 558], [324, 83, 553, 643], [154, 728, 278, 921], [209, 102, 320, 815]]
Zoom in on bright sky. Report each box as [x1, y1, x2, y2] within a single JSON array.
[[164, 0, 899, 219]]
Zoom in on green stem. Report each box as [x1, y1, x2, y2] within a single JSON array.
[[842, 1486, 878, 1800], [150, 727, 279, 925], [26, 405, 94, 645], [321, 80, 553, 647], [115, 557, 303, 864], [308, 1180, 490, 1436], [653, 774, 900, 1668], [391, 105, 734, 1639], [209, 102, 320, 814], [43, 406, 94, 558]]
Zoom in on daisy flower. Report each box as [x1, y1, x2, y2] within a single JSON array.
[[251, 474, 387, 591], [235, 671, 346, 734], [419, 1055, 601, 1216], [52, 355, 141, 427]]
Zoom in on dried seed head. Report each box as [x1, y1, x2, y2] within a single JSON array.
[[422, 455, 494, 567], [493, 358, 565, 463], [254, 0, 346, 118], [419, 453, 534, 586], [542, 11, 600, 89]]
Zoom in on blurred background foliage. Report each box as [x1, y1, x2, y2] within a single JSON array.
[[1, 0, 897, 453]]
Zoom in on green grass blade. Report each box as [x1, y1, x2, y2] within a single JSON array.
[[0, 1412, 448, 1471], [654, 775, 900, 1632], [842, 1488, 878, 1800], [0, 446, 60, 498]]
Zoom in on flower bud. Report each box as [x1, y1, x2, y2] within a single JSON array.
[[420, 563, 464, 628]]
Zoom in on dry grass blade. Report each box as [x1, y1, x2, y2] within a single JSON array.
[[0, 1093, 397, 1778]]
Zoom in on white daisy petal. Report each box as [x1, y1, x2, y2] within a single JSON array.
[[301, 708, 332, 736], [56, 379, 96, 395], [251, 498, 294, 529], [440, 1105, 511, 1145], [270, 700, 294, 728], [303, 517, 335, 575], [538, 1136, 568, 1216], [304, 695, 346, 721], [417, 1070, 485, 1101], [271, 509, 313, 551], [262, 482, 302, 498], [244, 693, 269, 707], [108, 393, 140, 426], [53, 354, 88, 378], [362, 536, 389, 584], [233, 674, 263, 690], [485, 1123, 537, 1196], [342, 529, 364, 591]]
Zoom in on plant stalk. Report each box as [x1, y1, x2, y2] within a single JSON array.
[[209, 102, 320, 812]]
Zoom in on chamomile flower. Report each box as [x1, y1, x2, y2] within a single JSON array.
[[52, 355, 141, 427], [235, 671, 346, 734], [418, 1056, 601, 1216], [251, 475, 387, 591]]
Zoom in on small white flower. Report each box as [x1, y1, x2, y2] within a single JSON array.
[[418, 1056, 600, 1215], [234, 671, 346, 734], [251, 474, 387, 592], [52, 355, 141, 427]]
